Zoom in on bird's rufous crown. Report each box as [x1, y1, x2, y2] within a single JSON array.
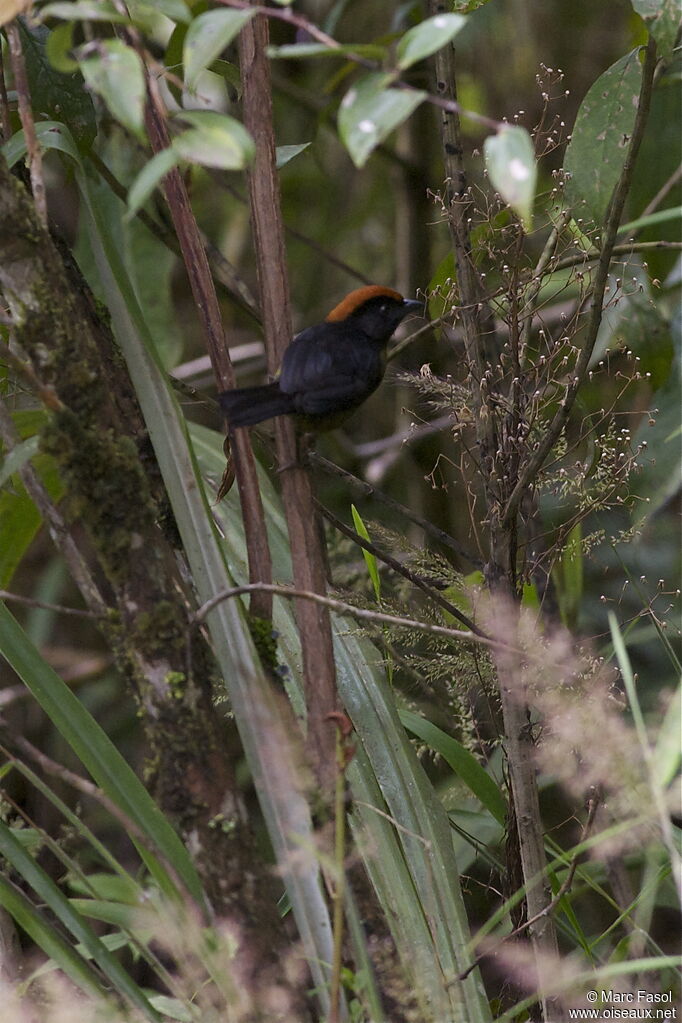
[[325, 286, 404, 322]]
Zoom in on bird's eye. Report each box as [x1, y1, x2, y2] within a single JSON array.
[[379, 303, 387, 313]]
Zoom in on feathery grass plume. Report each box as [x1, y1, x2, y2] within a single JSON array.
[[479, 594, 655, 854]]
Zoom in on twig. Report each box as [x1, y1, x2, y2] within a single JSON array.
[[192, 581, 515, 653], [501, 37, 658, 528], [0, 591, 98, 619], [6, 22, 47, 228], [310, 452, 483, 568], [137, 32, 274, 620], [551, 239, 682, 276], [318, 502, 486, 637], [632, 161, 682, 226], [217, 0, 501, 130], [238, 6, 339, 793], [88, 151, 261, 320], [0, 397, 109, 617], [0, 46, 12, 141]]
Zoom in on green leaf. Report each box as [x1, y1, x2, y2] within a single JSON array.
[[45, 21, 78, 73], [552, 521, 583, 630], [0, 873, 106, 1000], [40, 0, 129, 22], [0, 436, 39, 489], [0, 823, 161, 1020], [0, 603, 207, 907], [183, 8, 255, 92], [629, 305, 681, 523], [483, 124, 536, 231], [80, 40, 146, 140], [338, 73, 426, 168], [653, 679, 682, 789], [127, 0, 191, 29], [19, 20, 97, 149], [400, 709, 507, 825], [172, 110, 255, 169], [619, 205, 682, 235], [267, 41, 387, 61], [630, 0, 680, 61], [126, 147, 180, 218], [275, 142, 311, 168], [351, 504, 381, 600], [395, 13, 466, 70], [564, 48, 643, 226]]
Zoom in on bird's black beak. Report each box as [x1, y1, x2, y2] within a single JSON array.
[[403, 298, 424, 315]]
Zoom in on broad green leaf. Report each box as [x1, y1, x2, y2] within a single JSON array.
[[45, 21, 78, 73], [338, 73, 426, 168], [127, 147, 180, 217], [19, 20, 97, 149], [0, 422, 64, 587], [630, 0, 680, 61], [564, 49, 643, 226], [351, 504, 381, 599], [396, 13, 466, 70], [0, 436, 39, 489], [127, 0, 191, 30], [0, 603, 207, 907], [0, 823, 160, 1020], [483, 124, 536, 231], [40, 0, 128, 22], [400, 709, 506, 824], [148, 996, 193, 1023], [276, 142, 311, 168], [183, 8, 255, 92], [172, 110, 255, 169], [2, 120, 81, 167], [80, 40, 146, 140]]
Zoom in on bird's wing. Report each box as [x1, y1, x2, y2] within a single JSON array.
[[280, 328, 379, 388]]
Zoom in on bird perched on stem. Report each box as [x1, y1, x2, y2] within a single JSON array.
[[219, 286, 421, 432]]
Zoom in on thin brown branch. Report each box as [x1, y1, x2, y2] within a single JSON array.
[[502, 37, 658, 528], [139, 42, 274, 621], [310, 452, 483, 569], [634, 161, 682, 225], [0, 47, 12, 141], [6, 23, 47, 228], [218, 0, 501, 129], [318, 502, 486, 636], [0, 397, 109, 617], [193, 581, 516, 653], [0, 590, 98, 619], [88, 151, 261, 320], [238, 7, 338, 793]]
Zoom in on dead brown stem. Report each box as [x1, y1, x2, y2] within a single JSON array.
[[6, 23, 47, 228], [142, 60, 274, 621], [238, 8, 339, 794]]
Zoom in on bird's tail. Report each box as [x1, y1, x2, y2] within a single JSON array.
[[218, 382, 295, 428]]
